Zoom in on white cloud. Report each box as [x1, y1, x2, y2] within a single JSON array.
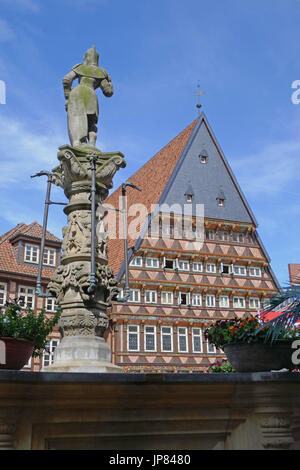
[[231, 139, 300, 197], [0, 114, 65, 186]]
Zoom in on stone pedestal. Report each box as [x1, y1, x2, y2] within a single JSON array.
[[43, 144, 125, 373]]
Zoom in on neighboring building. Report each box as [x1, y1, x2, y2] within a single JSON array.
[[289, 264, 300, 285], [105, 113, 280, 373], [0, 222, 61, 370]]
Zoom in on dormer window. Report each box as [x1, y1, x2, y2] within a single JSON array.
[[186, 194, 193, 203], [199, 149, 208, 164], [43, 248, 56, 266], [218, 198, 225, 207], [24, 244, 39, 263]]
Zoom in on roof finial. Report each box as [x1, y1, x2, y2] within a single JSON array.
[[196, 80, 206, 117]]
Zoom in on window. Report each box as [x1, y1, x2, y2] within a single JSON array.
[[186, 194, 193, 203], [206, 263, 216, 273], [206, 295, 215, 307], [161, 326, 173, 352], [46, 297, 58, 312], [161, 291, 173, 305], [249, 267, 262, 277], [199, 154, 207, 164], [178, 292, 190, 306], [127, 325, 139, 351], [193, 262, 203, 272], [145, 257, 159, 268], [24, 244, 39, 263], [192, 328, 202, 352], [162, 223, 173, 237], [217, 198, 225, 207], [163, 258, 176, 270], [18, 286, 35, 309], [43, 248, 56, 266], [233, 265, 247, 276], [207, 342, 216, 354], [178, 327, 188, 352], [144, 326, 156, 352], [233, 297, 245, 309], [247, 233, 254, 244], [232, 233, 243, 243], [249, 297, 260, 309], [218, 231, 228, 241], [128, 289, 140, 302], [129, 256, 143, 267], [219, 296, 229, 308], [178, 260, 189, 271], [207, 230, 215, 240], [43, 339, 59, 367], [0, 283, 7, 306], [144, 290, 157, 304], [220, 263, 231, 274], [192, 294, 202, 306]]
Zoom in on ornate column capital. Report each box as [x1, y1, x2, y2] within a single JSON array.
[[255, 409, 293, 450]]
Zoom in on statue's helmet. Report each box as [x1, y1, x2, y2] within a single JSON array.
[[83, 45, 99, 66]]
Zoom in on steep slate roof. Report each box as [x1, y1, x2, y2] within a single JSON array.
[[0, 222, 61, 279], [105, 113, 269, 280]]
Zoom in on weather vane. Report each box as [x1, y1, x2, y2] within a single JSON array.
[[196, 80, 206, 116]]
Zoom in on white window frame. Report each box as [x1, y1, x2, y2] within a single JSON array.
[[207, 230, 215, 240], [233, 265, 247, 276], [219, 295, 229, 308], [219, 263, 232, 275], [249, 297, 260, 309], [178, 260, 190, 271], [163, 258, 177, 270], [193, 262, 203, 272], [128, 289, 141, 303], [18, 285, 35, 309], [42, 338, 59, 367], [218, 231, 228, 241], [129, 256, 143, 267], [24, 244, 39, 264], [178, 292, 191, 306], [127, 325, 140, 352], [144, 325, 156, 352], [144, 290, 157, 304], [206, 294, 216, 307], [161, 291, 174, 305], [249, 267, 262, 277], [178, 327, 188, 353], [232, 232, 243, 243], [207, 342, 216, 354], [0, 282, 7, 306], [161, 326, 173, 352], [46, 297, 58, 313], [145, 257, 159, 268], [233, 296, 245, 309], [192, 293, 202, 306], [192, 328, 203, 353], [43, 247, 56, 266], [206, 263, 216, 274]]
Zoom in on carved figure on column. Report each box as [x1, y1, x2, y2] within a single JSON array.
[[63, 45, 113, 147]]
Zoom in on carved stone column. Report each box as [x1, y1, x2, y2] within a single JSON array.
[[0, 410, 20, 450], [44, 144, 126, 373], [256, 410, 293, 450]]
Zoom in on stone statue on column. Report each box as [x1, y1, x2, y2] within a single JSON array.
[[44, 46, 126, 373]]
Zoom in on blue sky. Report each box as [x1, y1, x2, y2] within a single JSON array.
[[0, 0, 300, 285]]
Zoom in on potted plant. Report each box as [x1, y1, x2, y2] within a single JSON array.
[[204, 316, 300, 372], [0, 302, 60, 370]]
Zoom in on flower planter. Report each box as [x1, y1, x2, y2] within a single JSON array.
[[223, 341, 295, 372], [0, 337, 34, 370]]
